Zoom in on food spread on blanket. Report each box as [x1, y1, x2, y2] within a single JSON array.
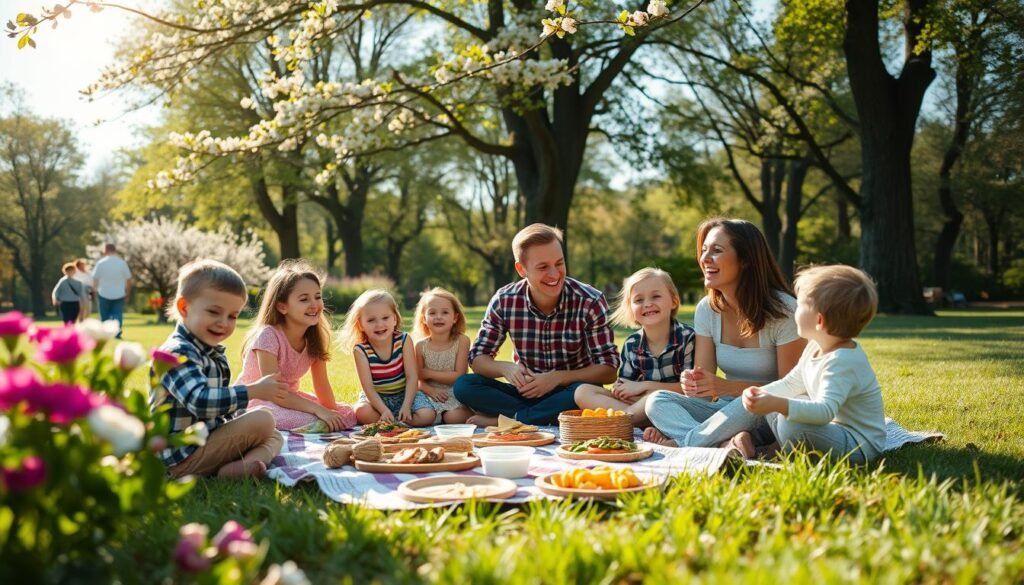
[[359, 421, 409, 437], [392, 446, 446, 464], [485, 415, 541, 441], [549, 466, 642, 490], [417, 482, 497, 499], [579, 408, 627, 417], [564, 437, 638, 454]]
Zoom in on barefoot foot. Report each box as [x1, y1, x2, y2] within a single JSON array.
[[217, 459, 268, 479], [465, 414, 499, 428], [722, 431, 755, 459], [642, 427, 678, 447]]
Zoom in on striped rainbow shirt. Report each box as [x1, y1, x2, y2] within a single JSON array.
[[356, 331, 408, 395]]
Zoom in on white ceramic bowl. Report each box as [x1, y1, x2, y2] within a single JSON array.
[[477, 446, 535, 479], [434, 424, 477, 439]]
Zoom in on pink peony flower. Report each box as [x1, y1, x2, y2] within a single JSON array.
[[212, 520, 253, 557], [174, 523, 213, 573], [0, 311, 32, 338], [33, 325, 95, 364], [2, 455, 46, 491], [28, 383, 105, 424], [151, 349, 187, 376], [0, 367, 43, 410]]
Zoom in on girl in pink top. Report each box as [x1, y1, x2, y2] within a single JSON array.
[[236, 260, 356, 432]]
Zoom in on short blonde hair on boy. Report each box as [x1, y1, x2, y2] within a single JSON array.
[[610, 267, 681, 328], [512, 223, 563, 264], [413, 287, 467, 339], [166, 259, 248, 321], [794, 265, 878, 339], [337, 289, 402, 353]]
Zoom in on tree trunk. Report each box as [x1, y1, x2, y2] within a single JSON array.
[[759, 158, 784, 258], [983, 209, 1002, 277], [780, 158, 811, 282], [325, 217, 341, 273], [249, 170, 301, 259], [844, 0, 934, 314], [835, 188, 851, 240], [27, 259, 46, 319], [933, 61, 974, 290]]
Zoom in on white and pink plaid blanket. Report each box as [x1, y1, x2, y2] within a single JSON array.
[[266, 419, 942, 509]]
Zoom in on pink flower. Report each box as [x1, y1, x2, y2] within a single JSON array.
[[33, 325, 95, 364], [0, 367, 43, 410], [151, 349, 187, 377], [28, 383, 104, 424], [0, 311, 32, 338], [174, 523, 213, 573], [2, 455, 46, 491], [212, 520, 253, 557]]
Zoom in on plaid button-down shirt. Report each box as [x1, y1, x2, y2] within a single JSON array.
[[619, 320, 696, 383], [469, 277, 619, 374], [149, 323, 250, 467]]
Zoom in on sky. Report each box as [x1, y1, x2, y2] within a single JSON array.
[[0, 1, 160, 178]]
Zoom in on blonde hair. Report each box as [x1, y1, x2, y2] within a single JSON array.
[[794, 265, 878, 339], [512, 223, 563, 264], [413, 287, 467, 339], [244, 259, 331, 362], [610, 268, 681, 328], [62, 262, 77, 274], [337, 289, 402, 353], [166, 259, 247, 321]]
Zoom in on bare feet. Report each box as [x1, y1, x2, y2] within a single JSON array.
[[465, 414, 499, 428], [719, 431, 755, 459], [755, 441, 780, 460], [642, 427, 678, 447], [217, 459, 268, 479]]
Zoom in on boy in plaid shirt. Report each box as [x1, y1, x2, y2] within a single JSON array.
[[150, 260, 288, 479], [454, 224, 619, 426]]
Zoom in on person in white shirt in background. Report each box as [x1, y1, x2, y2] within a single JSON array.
[[741, 264, 886, 464], [92, 243, 133, 338], [72, 258, 96, 320]]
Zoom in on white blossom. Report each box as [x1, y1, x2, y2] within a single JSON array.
[[561, 17, 577, 34], [88, 405, 146, 456], [113, 342, 147, 371], [260, 561, 311, 585], [76, 319, 121, 342], [544, 0, 564, 12], [647, 0, 669, 18]]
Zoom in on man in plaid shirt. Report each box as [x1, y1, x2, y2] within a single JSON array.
[[454, 224, 619, 425], [150, 259, 287, 479]]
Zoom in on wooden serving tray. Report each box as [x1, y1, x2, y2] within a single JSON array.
[[534, 473, 663, 501], [472, 431, 557, 447], [350, 431, 433, 444], [554, 445, 654, 462], [353, 452, 481, 473], [398, 476, 518, 503]]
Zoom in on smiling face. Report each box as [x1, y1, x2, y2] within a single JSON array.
[[359, 301, 398, 344], [179, 289, 247, 347], [422, 296, 458, 337], [699, 226, 741, 292], [516, 240, 567, 309], [629, 276, 678, 329], [276, 277, 324, 329]]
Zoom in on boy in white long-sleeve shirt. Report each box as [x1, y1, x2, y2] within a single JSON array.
[[741, 265, 885, 463]]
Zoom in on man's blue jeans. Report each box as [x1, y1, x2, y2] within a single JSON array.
[[98, 296, 125, 338], [453, 373, 582, 425]]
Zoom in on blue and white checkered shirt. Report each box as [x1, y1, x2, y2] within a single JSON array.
[[618, 320, 696, 383], [149, 323, 250, 467]]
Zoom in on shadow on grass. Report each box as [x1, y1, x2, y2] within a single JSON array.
[[864, 311, 1024, 341], [877, 441, 1024, 490]]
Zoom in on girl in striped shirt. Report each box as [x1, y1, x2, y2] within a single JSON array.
[[339, 289, 435, 426]]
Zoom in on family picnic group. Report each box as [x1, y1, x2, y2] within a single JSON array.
[[150, 218, 886, 480]]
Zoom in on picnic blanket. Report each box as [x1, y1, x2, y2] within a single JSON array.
[[267, 418, 943, 510]]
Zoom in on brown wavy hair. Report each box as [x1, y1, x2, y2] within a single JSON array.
[[243, 259, 331, 362], [696, 218, 793, 337]]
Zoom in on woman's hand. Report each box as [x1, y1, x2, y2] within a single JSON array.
[[681, 366, 718, 400]]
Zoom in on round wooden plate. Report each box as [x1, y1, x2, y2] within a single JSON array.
[[398, 476, 518, 503], [554, 445, 654, 462], [534, 473, 663, 501], [472, 431, 557, 447], [350, 431, 433, 444], [353, 452, 481, 473]]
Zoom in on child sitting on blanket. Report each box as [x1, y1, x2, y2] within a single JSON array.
[[574, 267, 696, 426], [338, 289, 436, 427], [740, 265, 886, 463], [413, 287, 474, 424], [150, 259, 288, 479], [236, 260, 357, 433]]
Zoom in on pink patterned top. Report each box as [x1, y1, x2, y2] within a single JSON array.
[[236, 325, 313, 392]]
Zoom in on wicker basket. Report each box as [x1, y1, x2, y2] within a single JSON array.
[[557, 409, 634, 442]]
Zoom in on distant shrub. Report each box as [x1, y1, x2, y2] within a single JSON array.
[[322, 274, 397, 315]]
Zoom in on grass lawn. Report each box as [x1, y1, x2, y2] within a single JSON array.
[[107, 308, 1024, 582]]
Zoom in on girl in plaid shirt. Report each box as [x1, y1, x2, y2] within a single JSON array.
[[574, 268, 695, 426]]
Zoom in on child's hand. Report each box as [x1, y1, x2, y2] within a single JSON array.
[[376, 408, 396, 423], [422, 384, 448, 404], [742, 386, 774, 415], [398, 405, 413, 423], [248, 374, 288, 402], [611, 379, 645, 401], [317, 408, 348, 432]]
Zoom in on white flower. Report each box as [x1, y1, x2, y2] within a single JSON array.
[[88, 405, 145, 456], [240, 97, 255, 109], [561, 17, 577, 34], [76, 319, 120, 342], [541, 18, 560, 37], [647, 0, 669, 18], [114, 342, 146, 371], [184, 421, 209, 446], [628, 11, 649, 26], [0, 415, 8, 448], [544, 0, 563, 11], [260, 561, 311, 585]]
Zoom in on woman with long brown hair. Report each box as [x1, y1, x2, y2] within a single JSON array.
[[644, 218, 806, 455]]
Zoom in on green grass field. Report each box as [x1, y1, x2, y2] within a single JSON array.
[[109, 308, 1024, 582]]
